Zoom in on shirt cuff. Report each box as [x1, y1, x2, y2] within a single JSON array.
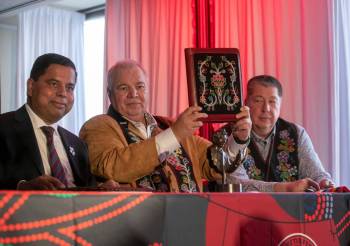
[[155, 128, 180, 162], [226, 134, 249, 159]]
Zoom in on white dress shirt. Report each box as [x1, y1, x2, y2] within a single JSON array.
[[127, 116, 246, 163], [25, 104, 75, 187]]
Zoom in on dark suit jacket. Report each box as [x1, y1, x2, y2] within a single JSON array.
[[0, 105, 95, 189]]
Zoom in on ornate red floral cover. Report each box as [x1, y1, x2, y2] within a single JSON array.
[[185, 48, 243, 122]]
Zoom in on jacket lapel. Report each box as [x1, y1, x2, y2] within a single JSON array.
[[14, 105, 45, 175], [128, 122, 148, 140], [128, 113, 159, 140], [58, 127, 83, 182]]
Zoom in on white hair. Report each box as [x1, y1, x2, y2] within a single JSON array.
[[107, 60, 148, 92]]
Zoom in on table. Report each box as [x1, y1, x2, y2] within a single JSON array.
[[0, 191, 349, 245]]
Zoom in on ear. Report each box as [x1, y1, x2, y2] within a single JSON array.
[[27, 78, 34, 97], [107, 88, 111, 99], [278, 97, 282, 106]]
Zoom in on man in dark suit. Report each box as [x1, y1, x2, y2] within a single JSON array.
[[0, 53, 100, 190]]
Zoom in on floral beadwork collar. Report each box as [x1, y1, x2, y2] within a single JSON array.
[[243, 118, 299, 182]]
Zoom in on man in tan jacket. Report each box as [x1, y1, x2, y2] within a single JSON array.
[[79, 60, 251, 192]]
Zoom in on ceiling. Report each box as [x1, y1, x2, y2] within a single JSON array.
[[0, 0, 43, 14], [0, 0, 105, 15], [51, 0, 105, 11], [0, 0, 105, 26]]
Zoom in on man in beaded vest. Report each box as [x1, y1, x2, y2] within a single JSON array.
[[230, 75, 334, 192], [80, 60, 251, 192]]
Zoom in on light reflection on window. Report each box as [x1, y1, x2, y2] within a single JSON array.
[[84, 16, 105, 120]]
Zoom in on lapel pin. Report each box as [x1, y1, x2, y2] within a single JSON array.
[[69, 146, 76, 156]]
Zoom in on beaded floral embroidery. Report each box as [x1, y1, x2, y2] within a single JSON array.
[[243, 150, 264, 180], [275, 130, 298, 181], [166, 148, 198, 192], [244, 129, 298, 181], [130, 113, 198, 192]]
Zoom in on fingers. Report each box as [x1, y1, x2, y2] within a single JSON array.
[[47, 176, 66, 189], [231, 106, 252, 141], [183, 106, 208, 123], [306, 178, 320, 191], [179, 108, 203, 130], [99, 179, 121, 190], [297, 178, 319, 192], [275, 178, 322, 192], [19, 175, 66, 190], [233, 121, 251, 133], [172, 106, 208, 141], [319, 179, 335, 189], [39, 175, 66, 190], [235, 106, 250, 120], [183, 106, 203, 115], [232, 106, 251, 130]]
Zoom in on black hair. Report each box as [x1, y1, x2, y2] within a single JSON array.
[[247, 75, 283, 97], [30, 53, 77, 81]]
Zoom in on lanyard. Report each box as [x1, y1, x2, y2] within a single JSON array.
[[107, 105, 136, 144]]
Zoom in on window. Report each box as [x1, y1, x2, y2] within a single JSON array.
[[83, 15, 105, 120]]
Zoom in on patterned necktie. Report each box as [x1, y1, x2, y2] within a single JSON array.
[[41, 126, 68, 186]]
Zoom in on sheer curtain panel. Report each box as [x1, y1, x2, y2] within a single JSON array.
[[17, 6, 85, 134], [0, 24, 17, 114], [332, 0, 350, 187]]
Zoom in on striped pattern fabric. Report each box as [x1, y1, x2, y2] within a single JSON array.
[[41, 126, 68, 187]]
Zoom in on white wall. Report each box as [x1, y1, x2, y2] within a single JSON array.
[[0, 23, 17, 113]]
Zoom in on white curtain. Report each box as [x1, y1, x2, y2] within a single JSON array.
[[332, 0, 350, 187], [0, 24, 17, 113], [17, 6, 85, 134]]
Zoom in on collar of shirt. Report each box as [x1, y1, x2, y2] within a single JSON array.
[[25, 104, 59, 131], [251, 127, 276, 148], [120, 113, 180, 160], [123, 114, 157, 139], [25, 103, 75, 187]]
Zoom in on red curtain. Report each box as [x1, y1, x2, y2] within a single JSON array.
[[105, 0, 193, 118], [213, 0, 333, 173], [194, 0, 218, 139], [105, 1, 334, 172]]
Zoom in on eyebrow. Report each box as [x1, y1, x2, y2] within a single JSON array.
[[116, 81, 145, 86], [46, 79, 76, 85], [46, 78, 59, 82], [253, 95, 279, 98], [116, 83, 128, 88]]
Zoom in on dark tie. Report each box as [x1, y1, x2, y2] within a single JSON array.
[[41, 126, 68, 186]]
